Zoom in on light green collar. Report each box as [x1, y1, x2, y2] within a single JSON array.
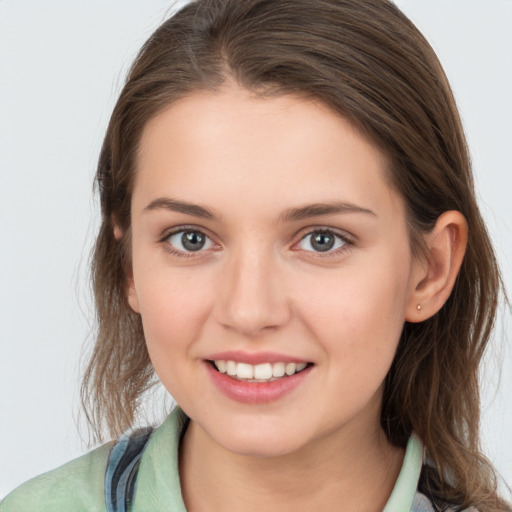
[[133, 407, 423, 512], [383, 433, 423, 512], [132, 406, 189, 512]]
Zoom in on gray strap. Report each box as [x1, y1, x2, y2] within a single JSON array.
[[105, 428, 153, 512]]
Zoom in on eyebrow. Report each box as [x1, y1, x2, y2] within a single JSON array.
[[279, 202, 376, 222], [143, 197, 375, 222], [143, 197, 220, 220]]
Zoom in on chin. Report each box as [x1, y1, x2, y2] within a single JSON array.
[[209, 421, 309, 458], [225, 436, 301, 458]]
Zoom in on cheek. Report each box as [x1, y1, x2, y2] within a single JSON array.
[[294, 251, 411, 376], [132, 265, 215, 368]]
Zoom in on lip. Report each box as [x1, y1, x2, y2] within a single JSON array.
[[205, 350, 310, 365], [204, 360, 313, 404]]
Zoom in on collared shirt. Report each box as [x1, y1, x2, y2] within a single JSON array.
[[1, 407, 472, 512]]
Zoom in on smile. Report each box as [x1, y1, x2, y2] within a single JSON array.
[[212, 360, 309, 382], [205, 351, 314, 403]]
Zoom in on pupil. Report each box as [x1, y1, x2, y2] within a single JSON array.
[[182, 231, 205, 251], [312, 232, 334, 252]]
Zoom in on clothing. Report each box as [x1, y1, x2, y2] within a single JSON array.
[[0, 407, 470, 512]]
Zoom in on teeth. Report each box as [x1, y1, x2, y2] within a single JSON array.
[[213, 360, 309, 381], [272, 362, 285, 377], [226, 360, 237, 376], [216, 360, 226, 373], [285, 363, 296, 376], [236, 363, 253, 379], [253, 363, 272, 380]]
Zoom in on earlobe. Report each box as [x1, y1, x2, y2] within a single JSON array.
[[127, 277, 141, 314], [112, 222, 140, 314], [113, 224, 123, 241], [406, 211, 468, 323]]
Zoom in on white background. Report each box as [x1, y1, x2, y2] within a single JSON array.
[[1, 0, 511, 497]]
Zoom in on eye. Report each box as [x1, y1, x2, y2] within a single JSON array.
[[297, 229, 348, 253], [165, 229, 213, 253]]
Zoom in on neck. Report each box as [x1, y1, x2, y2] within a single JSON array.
[[179, 414, 404, 512]]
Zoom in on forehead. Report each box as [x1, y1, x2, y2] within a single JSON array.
[[133, 84, 402, 221]]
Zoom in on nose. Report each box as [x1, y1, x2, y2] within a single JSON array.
[[215, 244, 291, 337]]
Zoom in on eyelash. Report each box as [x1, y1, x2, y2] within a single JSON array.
[[159, 227, 215, 258], [296, 229, 353, 257], [159, 226, 354, 258]]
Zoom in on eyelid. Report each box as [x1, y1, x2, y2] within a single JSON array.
[[295, 225, 354, 242], [293, 226, 355, 254], [157, 224, 354, 257], [159, 224, 214, 242], [159, 225, 219, 257]]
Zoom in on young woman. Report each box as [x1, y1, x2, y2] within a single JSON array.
[[2, 0, 510, 511]]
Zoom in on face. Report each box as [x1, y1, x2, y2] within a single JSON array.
[[127, 83, 422, 458]]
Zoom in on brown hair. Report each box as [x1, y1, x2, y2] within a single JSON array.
[[81, 0, 509, 509]]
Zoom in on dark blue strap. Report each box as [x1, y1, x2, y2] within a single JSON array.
[[105, 427, 153, 512]]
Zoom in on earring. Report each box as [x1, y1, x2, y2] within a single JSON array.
[[416, 304, 422, 311]]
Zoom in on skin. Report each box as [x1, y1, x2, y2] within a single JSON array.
[[124, 83, 467, 512]]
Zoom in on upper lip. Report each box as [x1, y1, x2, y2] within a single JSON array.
[[205, 350, 310, 365]]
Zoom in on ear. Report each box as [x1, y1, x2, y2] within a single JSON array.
[[126, 275, 141, 314], [113, 223, 123, 241], [406, 211, 468, 323], [113, 222, 141, 314]]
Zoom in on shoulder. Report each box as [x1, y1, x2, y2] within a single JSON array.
[[0, 441, 113, 512]]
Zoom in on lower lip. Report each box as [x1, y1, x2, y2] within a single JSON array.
[[205, 362, 313, 404]]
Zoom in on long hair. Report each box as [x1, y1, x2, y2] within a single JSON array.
[[81, 1, 509, 509]]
